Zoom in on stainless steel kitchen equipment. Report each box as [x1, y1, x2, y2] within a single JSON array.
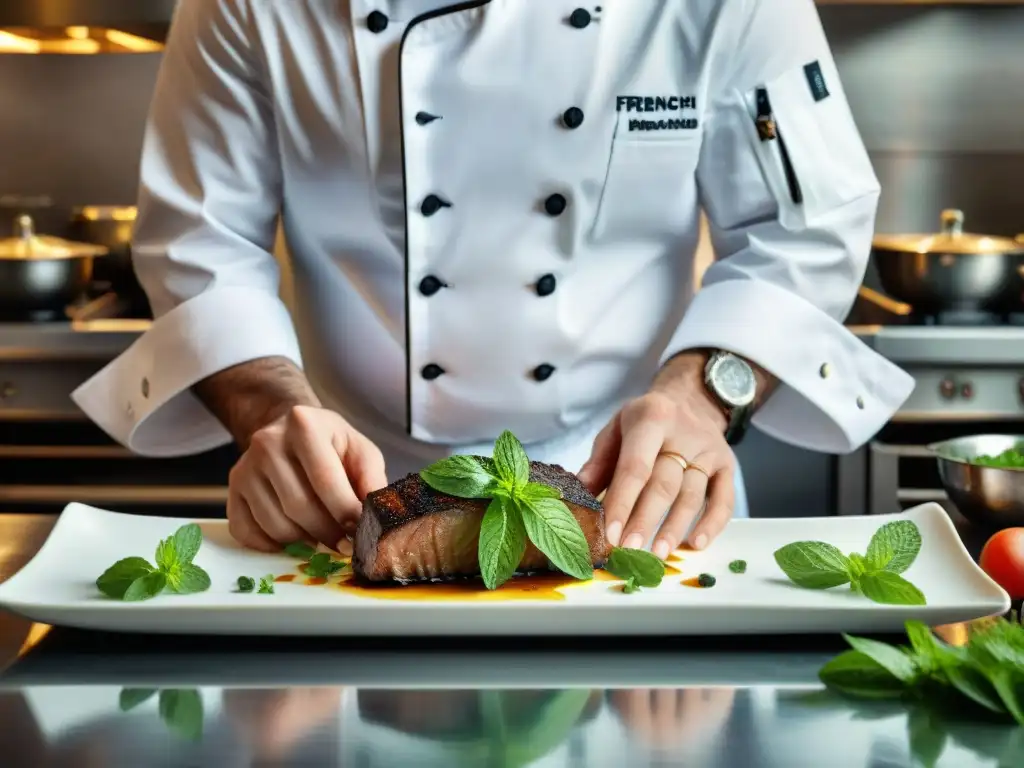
[[0, 214, 108, 320], [872, 209, 1024, 316], [69, 205, 150, 314], [929, 434, 1024, 527]]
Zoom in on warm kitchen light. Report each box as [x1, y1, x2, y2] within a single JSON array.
[[0, 30, 40, 53], [104, 29, 162, 53], [65, 26, 90, 40]]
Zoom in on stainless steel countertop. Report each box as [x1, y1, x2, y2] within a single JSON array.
[[0, 514, 1018, 767]]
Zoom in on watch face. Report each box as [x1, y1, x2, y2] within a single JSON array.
[[712, 355, 756, 408]]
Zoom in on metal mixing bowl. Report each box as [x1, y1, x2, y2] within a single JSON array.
[[929, 434, 1024, 527]]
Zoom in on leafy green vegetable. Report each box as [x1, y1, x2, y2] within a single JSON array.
[[970, 446, 1024, 469], [119, 688, 157, 712], [258, 575, 275, 594], [419, 430, 594, 590], [819, 615, 1024, 726], [283, 542, 316, 559], [728, 559, 747, 574], [605, 547, 665, 591], [302, 553, 347, 579], [697, 573, 716, 588], [773, 520, 926, 606], [237, 576, 255, 593], [158, 689, 204, 742], [773, 541, 852, 589], [478, 496, 528, 590], [96, 523, 212, 602]]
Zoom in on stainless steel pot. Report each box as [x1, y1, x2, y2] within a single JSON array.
[[872, 209, 1024, 314], [0, 214, 108, 319]]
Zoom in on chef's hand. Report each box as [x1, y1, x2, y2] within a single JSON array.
[[609, 688, 736, 752], [227, 405, 387, 552], [578, 351, 764, 558]]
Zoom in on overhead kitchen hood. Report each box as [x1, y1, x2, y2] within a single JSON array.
[[0, 0, 175, 53]]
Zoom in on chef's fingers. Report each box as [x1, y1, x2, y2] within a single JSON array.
[[227, 487, 279, 552], [619, 454, 684, 552], [289, 424, 361, 523], [344, 436, 388, 501], [577, 415, 622, 495], [651, 461, 709, 559], [247, 475, 314, 545], [688, 464, 734, 549], [265, 455, 344, 548], [602, 419, 664, 547]]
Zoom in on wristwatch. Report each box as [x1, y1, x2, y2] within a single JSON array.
[[703, 349, 757, 446]]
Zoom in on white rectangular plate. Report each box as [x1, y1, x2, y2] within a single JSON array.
[[0, 502, 1010, 636]]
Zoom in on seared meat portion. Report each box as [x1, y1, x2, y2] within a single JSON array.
[[353, 460, 610, 583]]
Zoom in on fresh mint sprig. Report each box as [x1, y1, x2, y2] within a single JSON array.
[[420, 430, 594, 589], [97, 524, 211, 602], [819, 615, 1024, 727], [774, 520, 926, 606], [605, 547, 666, 593]]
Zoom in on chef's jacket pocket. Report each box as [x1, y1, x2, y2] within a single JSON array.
[[741, 59, 878, 228], [591, 129, 702, 242]]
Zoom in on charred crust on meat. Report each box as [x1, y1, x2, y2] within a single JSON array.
[[362, 459, 601, 533]]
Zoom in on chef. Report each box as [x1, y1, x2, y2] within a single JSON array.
[[73, 0, 914, 559]]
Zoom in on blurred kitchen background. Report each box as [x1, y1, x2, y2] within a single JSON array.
[[0, 1, 1022, 520]]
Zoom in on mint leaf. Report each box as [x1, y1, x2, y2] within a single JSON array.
[[606, 547, 664, 590], [258, 575, 275, 594], [421, 455, 500, 498], [865, 520, 922, 573], [773, 541, 852, 589], [171, 524, 203, 565], [284, 542, 317, 559], [519, 497, 593, 581], [908, 708, 948, 768], [159, 689, 204, 742], [303, 553, 347, 578], [478, 495, 528, 590], [237, 576, 255, 593], [519, 482, 560, 501], [847, 552, 867, 580], [818, 649, 909, 699], [119, 688, 157, 712], [728, 559, 747, 574], [123, 571, 168, 602], [857, 571, 927, 606], [493, 430, 530, 492], [945, 658, 1007, 715], [168, 564, 211, 595], [155, 537, 177, 572], [623, 576, 640, 594], [843, 633, 918, 682], [97, 557, 156, 599]]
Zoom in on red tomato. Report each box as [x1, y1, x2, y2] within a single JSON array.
[[979, 528, 1024, 599]]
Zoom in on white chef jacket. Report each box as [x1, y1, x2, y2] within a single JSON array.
[[72, 0, 915, 516]]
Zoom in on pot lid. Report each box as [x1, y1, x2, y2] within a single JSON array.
[[72, 205, 137, 222], [0, 215, 109, 260], [872, 209, 1024, 255]]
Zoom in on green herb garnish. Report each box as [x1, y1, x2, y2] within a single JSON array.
[[606, 547, 667, 593], [237, 576, 255, 593], [774, 520, 925, 606], [96, 524, 211, 602], [819, 615, 1024, 726], [303, 553, 347, 578], [970, 447, 1024, 469], [729, 559, 747, 574], [257, 574, 275, 594], [697, 573, 716, 588], [420, 430, 594, 590], [283, 541, 317, 559]]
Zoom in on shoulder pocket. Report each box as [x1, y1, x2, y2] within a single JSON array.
[[591, 113, 703, 243], [741, 58, 878, 228]]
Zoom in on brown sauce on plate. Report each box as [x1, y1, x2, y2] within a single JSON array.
[[681, 576, 705, 588]]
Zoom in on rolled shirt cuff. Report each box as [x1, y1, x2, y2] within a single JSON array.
[[661, 279, 915, 454], [72, 287, 303, 457]]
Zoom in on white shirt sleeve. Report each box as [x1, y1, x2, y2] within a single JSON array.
[[662, 0, 915, 454], [71, 0, 302, 457]]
